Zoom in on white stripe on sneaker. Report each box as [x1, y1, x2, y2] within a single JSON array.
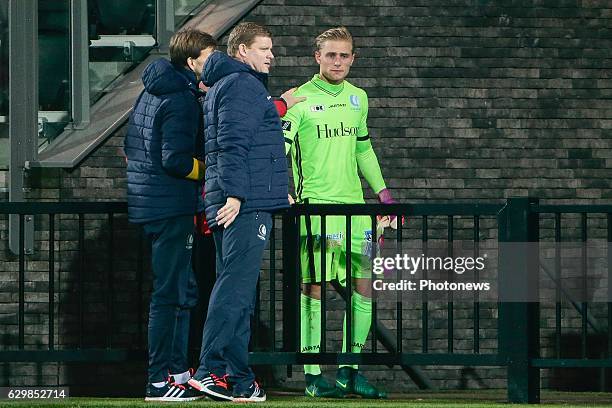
[[188, 378, 205, 391], [232, 382, 266, 402], [202, 388, 234, 401]]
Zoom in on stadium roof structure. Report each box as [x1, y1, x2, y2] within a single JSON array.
[[28, 0, 260, 168]]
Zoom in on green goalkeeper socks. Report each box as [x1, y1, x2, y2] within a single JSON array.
[[301, 291, 373, 374], [340, 291, 372, 370], [301, 293, 322, 376]]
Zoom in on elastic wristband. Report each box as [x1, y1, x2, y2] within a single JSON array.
[[185, 158, 200, 181]]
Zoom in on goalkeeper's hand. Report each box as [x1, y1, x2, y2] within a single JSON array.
[[375, 189, 404, 277], [377, 188, 404, 230]]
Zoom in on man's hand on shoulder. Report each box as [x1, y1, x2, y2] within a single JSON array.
[[216, 197, 241, 228], [281, 87, 306, 110]]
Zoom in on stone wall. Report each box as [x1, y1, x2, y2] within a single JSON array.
[[1, 0, 611, 395]]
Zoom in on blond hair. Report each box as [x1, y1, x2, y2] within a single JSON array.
[[314, 27, 353, 53]]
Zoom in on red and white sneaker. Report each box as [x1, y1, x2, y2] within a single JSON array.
[[188, 372, 233, 401], [233, 381, 266, 403], [145, 380, 204, 402]]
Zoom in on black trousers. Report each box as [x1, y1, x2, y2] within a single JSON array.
[[143, 215, 198, 383], [189, 231, 216, 361]]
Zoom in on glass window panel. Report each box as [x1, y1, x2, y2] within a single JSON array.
[[92, 0, 154, 35], [0, 123, 6, 169], [38, 0, 70, 148], [0, 0, 8, 167], [88, 0, 156, 103], [174, 0, 208, 29], [0, 0, 6, 116], [33, 0, 210, 158]]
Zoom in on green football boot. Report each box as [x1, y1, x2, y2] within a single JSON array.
[[305, 374, 345, 398], [335, 367, 387, 399]]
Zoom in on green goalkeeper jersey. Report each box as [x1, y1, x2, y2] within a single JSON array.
[[283, 74, 370, 204]]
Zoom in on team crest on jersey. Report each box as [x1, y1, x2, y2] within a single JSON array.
[[349, 95, 360, 108], [310, 104, 325, 112], [281, 120, 292, 131]]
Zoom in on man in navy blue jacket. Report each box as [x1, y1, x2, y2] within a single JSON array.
[[188, 23, 289, 403], [124, 29, 216, 402]]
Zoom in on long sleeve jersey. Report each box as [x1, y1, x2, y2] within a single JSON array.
[[282, 74, 386, 203]]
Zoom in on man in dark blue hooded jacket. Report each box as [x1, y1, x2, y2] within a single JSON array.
[[188, 23, 289, 403], [124, 29, 216, 402]]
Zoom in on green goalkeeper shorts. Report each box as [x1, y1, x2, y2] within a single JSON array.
[[299, 200, 375, 284]]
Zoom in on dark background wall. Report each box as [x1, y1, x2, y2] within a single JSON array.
[[1, 0, 611, 394], [258, 0, 612, 205], [241, 0, 612, 391]]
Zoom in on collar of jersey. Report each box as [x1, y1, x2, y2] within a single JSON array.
[[310, 74, 344, 97]]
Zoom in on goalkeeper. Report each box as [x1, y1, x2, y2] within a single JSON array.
[[282, 26, 396, 399]]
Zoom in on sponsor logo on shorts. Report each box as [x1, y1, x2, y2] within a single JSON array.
[[326, 232, 344, 241], [313, 232, 344, 241], [310, 233, 344, 249]]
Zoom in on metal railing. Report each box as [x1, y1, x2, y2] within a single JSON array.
[[1, 199, 612, 403], [530, 202, 612, 370], [278, 203, 503, 362], [0, 202, 145, 362]]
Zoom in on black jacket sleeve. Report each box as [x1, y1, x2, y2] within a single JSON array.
[[159, 95, 200, 178]]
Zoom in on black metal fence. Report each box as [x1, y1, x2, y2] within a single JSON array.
[[0, 202, 144, 362], [1, 199, 612, 403], [278, 202, 504, 385]]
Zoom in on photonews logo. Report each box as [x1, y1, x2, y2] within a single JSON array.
[[316, 122, 359, 139]]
